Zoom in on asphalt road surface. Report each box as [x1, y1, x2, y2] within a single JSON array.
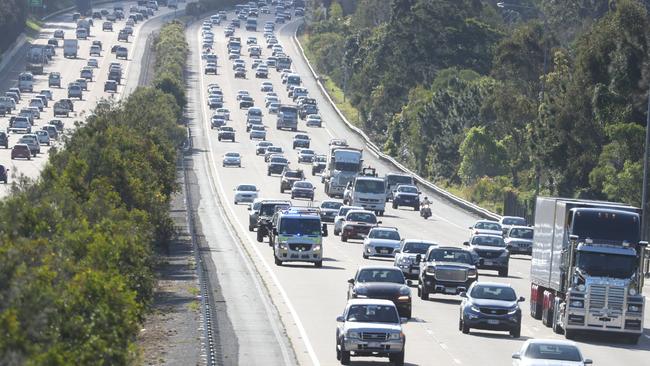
[[186, 9, 650, 366], [0, 2, 184, 197]]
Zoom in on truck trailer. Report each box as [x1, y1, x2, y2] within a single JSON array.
[[530, 197, 647, 343]]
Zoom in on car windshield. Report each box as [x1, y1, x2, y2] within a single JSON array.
[[347, 212, 377, 223], [220, 127, 233, 132], [279, 217, 321, 235], [225, 153, 239, 157], [387, 175, 413, 186], [355, 179, 385, 194], [237, 185, 256, 191], [249, 109, 262, 116], [260, 203, 289, 216], [402, 242, 435, 254], [285, 171, 302, 178], [524, 343, 582, 362], [471, 236, 505, 247], [294, 182, 312, 189], [356, 269, 404, 284], [470, 285, 516, 301], [503, 217, 527, 226], [369, 230, 400, 240], [576, 251, 636, 278], [300, 150, 314, 155], [509, 228, 533, 239], [397, 186, 418, 194], [346, 304, 398, 324], [321, 201, 343, 210], [475, 222, 502, 231], [428, 249, 473, 264], [271, 158, 287, 164]]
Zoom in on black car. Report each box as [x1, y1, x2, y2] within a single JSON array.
[[234, 67, 246, 79], [0, 132, 8, 148], [0, 165, 8, 183], [290, 181, 315, 200], [347, 266, 412, 318], [459, 282, 524, 338]]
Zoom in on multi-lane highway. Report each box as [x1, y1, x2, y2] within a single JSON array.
[[186, 8, 650, 366], [0, 2, 184, 197]]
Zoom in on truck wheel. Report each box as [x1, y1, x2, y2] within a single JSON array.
[[314, 260, 322, 268], [256, 230, 264, 242], [274, 256, 282, 266], [499, 268, 509, 277], [510, 326, 520, 338], [389, 350, 405, 366], [565, 329, 576, 340], [334, 228, 340, 236], [248, 224, 254, 232]]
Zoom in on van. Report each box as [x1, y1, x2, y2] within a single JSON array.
[[18, 72, 34, 92]]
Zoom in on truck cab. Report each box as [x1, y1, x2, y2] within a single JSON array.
[[270, 208, 328, 267], [350, 176, 387, 216]]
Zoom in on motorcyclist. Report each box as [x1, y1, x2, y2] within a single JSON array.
[[421, 196, 432, 206], [420, 196, 432, 217]]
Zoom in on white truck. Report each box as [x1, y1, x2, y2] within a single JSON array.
[[530, 197, 647, 343], [349, 175, 387, 216], [323, 144, 363, 197], [64, 39, 79, 58]]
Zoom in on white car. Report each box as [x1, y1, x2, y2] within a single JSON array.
[[362, 227, 401, 259], [260, 81, 273, 92], [333, 205, 364, 236], [215, 107, 230, 120], [469, 220, 503, 239], [222, 152, 241, 167], [249, 125, 266, 140], [234, 184, 259, 204], [306, 114, 322, 127], [512, 339, 592, 366], [35, 130, 51, 145], [265, 92, 278, 102], [499, 215, 528, 234]]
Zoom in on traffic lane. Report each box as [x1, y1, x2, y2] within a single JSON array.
[[204, 14, 650, 366], [0, 5, 177, 196]]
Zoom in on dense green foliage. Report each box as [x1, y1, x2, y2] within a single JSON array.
[[154, 21, 189, 109], [304, 0, 650, 213], [0, 22, 186, 365], [0, 0, 27, 53]]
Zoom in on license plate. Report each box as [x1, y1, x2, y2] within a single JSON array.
[[368, 342, 381, 348], [380, 249, 390, 254], [411, 269, 419, 274], [444, 287, 456, 294], [487, 319, 499, 325], [484, 260, 493, 266]]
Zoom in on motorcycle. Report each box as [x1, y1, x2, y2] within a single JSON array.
[[420, 204, 432, 219]]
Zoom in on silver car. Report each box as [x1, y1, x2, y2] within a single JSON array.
[[35, 130, 51, 145], [18, 134, 40, 155], [362, 227, 401, 259], [393, 239, 438, 280], [504, 226, 534, 255]]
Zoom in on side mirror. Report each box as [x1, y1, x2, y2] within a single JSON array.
[[468, 226, 473, 229], [415, 254, 422, 263], [518, 296, 525, 302], [569, 234, 579, 242], [394, 249, 400, 253], [583, 359, 593, 365], [347, 278, 355, 284], [336, 315, 344, 322], [247, 206, 252, 211], [406, 279, 412, 286], [400, 317, 408, 324], [463, 241, 469, 246], [511, 353, 521, 360], [377, 221, 382, 224], [459, 292, 467, 298]]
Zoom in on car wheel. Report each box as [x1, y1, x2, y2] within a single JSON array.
[[362, 253, 368, 259], [389, 350, 405, 366], [274, 256, 282, 266], [291, 194, 295, 199], [392, 202, 398, 209], [248, 225, 254, 232], [341, 234, 347, 242], [314, 261, 322, 268], [499, 268, 509, 277], [461, 320, 470, 334], [334, 228, 339, 236], [256, 230, 264, 242], [509, 326, 520, 338], [340, 349, 350, 365], [419, 285, 428, 300]]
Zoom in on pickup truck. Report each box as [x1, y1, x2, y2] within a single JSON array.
[[417, 246, 479, 300]]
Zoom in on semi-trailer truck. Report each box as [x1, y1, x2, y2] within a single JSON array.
[[530, 197, 647, 343], [323, 143, 363, 197]]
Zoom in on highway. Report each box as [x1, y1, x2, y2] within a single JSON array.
[[0, 2, 184, 197], [186, 9, 650, 366]]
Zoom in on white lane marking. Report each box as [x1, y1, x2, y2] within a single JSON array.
[[194, 23, 319, 366], [644, 334, 650, 339], [532, 326, 540, 332], [424, 327, 463, 364]]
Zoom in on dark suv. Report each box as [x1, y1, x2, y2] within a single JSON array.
[[0, 132, 8, 148], [418, 246, 479, 300], [0, 165, 8, 183], [280, 168, 305, 193]]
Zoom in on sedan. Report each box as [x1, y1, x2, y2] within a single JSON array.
[[347, 266, 412, 318], [333, 206, 364, 236], [208, 97, 223, 109], [87, 58, 99, 68], [233, 184, 258, 204], [297, 149, 315, 163], [260, 82, 273, 92], [222, 152, 241, 167], [463, 234, 510, 277], [512, 339, 592, 366], [234, 67, 246, 78], [215, 107, 230, 120], [249, 125, 266, 140], [362, 227, 401, 259], [459, 282, 524, 337], [255, 141, 274, 155], [290, 180, 315, 200], [306, 114, 322, 127], [319, 200, 343, 223], [54, 29, 65, 38], [469, 220, 503, 238]]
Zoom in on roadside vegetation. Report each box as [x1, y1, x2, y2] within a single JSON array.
[[0, 21, 187, 364], [302, 0, 650, 215]]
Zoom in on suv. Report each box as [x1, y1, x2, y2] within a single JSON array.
[[504, 226, 534, 255], [417, 246, 478, 300], [48, 72, 61, 87], [116, 46, 128, 59], [217, 126, 235, 141], [270, 207, 328, 267], [280, 168, 305, 193], [292, 133, 310, 149], [251, 200, 291, 240], [312, 154, 327, 175], [463, 234, 510, 277], [335, 299, 406, 365], [267, 155, 289, 176], [391, 184, 421, 210]]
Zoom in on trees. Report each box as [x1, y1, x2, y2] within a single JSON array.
[[459, 127, 508, 184]]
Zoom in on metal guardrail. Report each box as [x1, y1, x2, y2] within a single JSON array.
[[290, 23, 502, 221]]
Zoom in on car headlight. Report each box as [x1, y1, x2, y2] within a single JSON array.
[[469, 305, 481, 313], [279, 241, 288, 249], [569, 300, 584, 308], [628, 304, 642, 312], [577, 284, 585, 292], [399, 287, 410, 296], [313, 244, 321, 251], [629, 288, 637, 296], [467, 269, 477, 278], [507, 306, 519, 315], [388, 332, 402, 340], [347, 331, 360, 339], [397, 256, 411, 265]]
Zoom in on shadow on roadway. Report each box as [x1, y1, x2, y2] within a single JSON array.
[[280, 263, 345, 270], [424, 297, 461, 305], [480, 272, 523, 280], [468, 330, 531, 342], [564, 330, 650, 349], [511, 255, 531, 261], [350, 362, 419, 366]]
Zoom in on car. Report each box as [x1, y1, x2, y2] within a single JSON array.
[[80, 68, 94, 81], [267, 156, 289, 176], [18, 134, 40, 156], [292, 134, 310, 149], [291, 180, 315, 200], [0, 132, 9, 148], [204, 62, 217, 74], [104, 80, 118, 93], [207, 96, 222, 109], [391, 184, 421, 210], [89, 45, 101, 56], [249, 125, 266, 140], [347, 266, 412, 318], [459, 282, 524, 337], [0, 165, 8, 183], [255, 68, 268, 78], [268, 102, 280, 114], [362, 227, 402, 259], [318, 200, 343, 223], [222, 152, 241, 167], [48, 38, 59, 47], [234, 67, 246, 78], [217, 126, 235, 142], [50, 119, 64, 131], [335, 299, 406, 365], [246, 36, 257, 45], [87, 58, 99, 68], [249, 198, 291, 235], [53, 99, 73, 116], [512, 339, 593, 366], [499, 215, 528, 234], [255, 141, 273, 155], [35, 130, 51, 145], [118, 30, 129, 41], [0, 97, 15, 113], [233, 184, 258, 204], [417, 246, 478, 300], [264, 146, 284, 161], [279, 168, 304, 190], [312, 154, 327, 175], [333, 205, 364, 236], [42, 125, 59, 140], [340, 210, 380, 242], [306, 114, 322, 127], [103, 21, 113, 31], [504, 226, 534, 255], [469, 220, 503, 239], [260, 82, 273, 92], [393, 239, 438, 279], [297, 148, 315, 163], [75, 78, 88, 90], [211, 115, 226, 129], [265, 97, 279, 107], [463, 234, 510, 277], [11, 144, 31, 160], [116, 46, 128, 59], [215, 108, 230, 120], [29, 98, 45, 112], [54, 29, 65, 38], [236, 90, 249, 100], [239, 96, 254, 109]]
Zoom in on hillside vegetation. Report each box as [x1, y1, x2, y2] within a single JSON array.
[[303, 0, 650, 214]]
